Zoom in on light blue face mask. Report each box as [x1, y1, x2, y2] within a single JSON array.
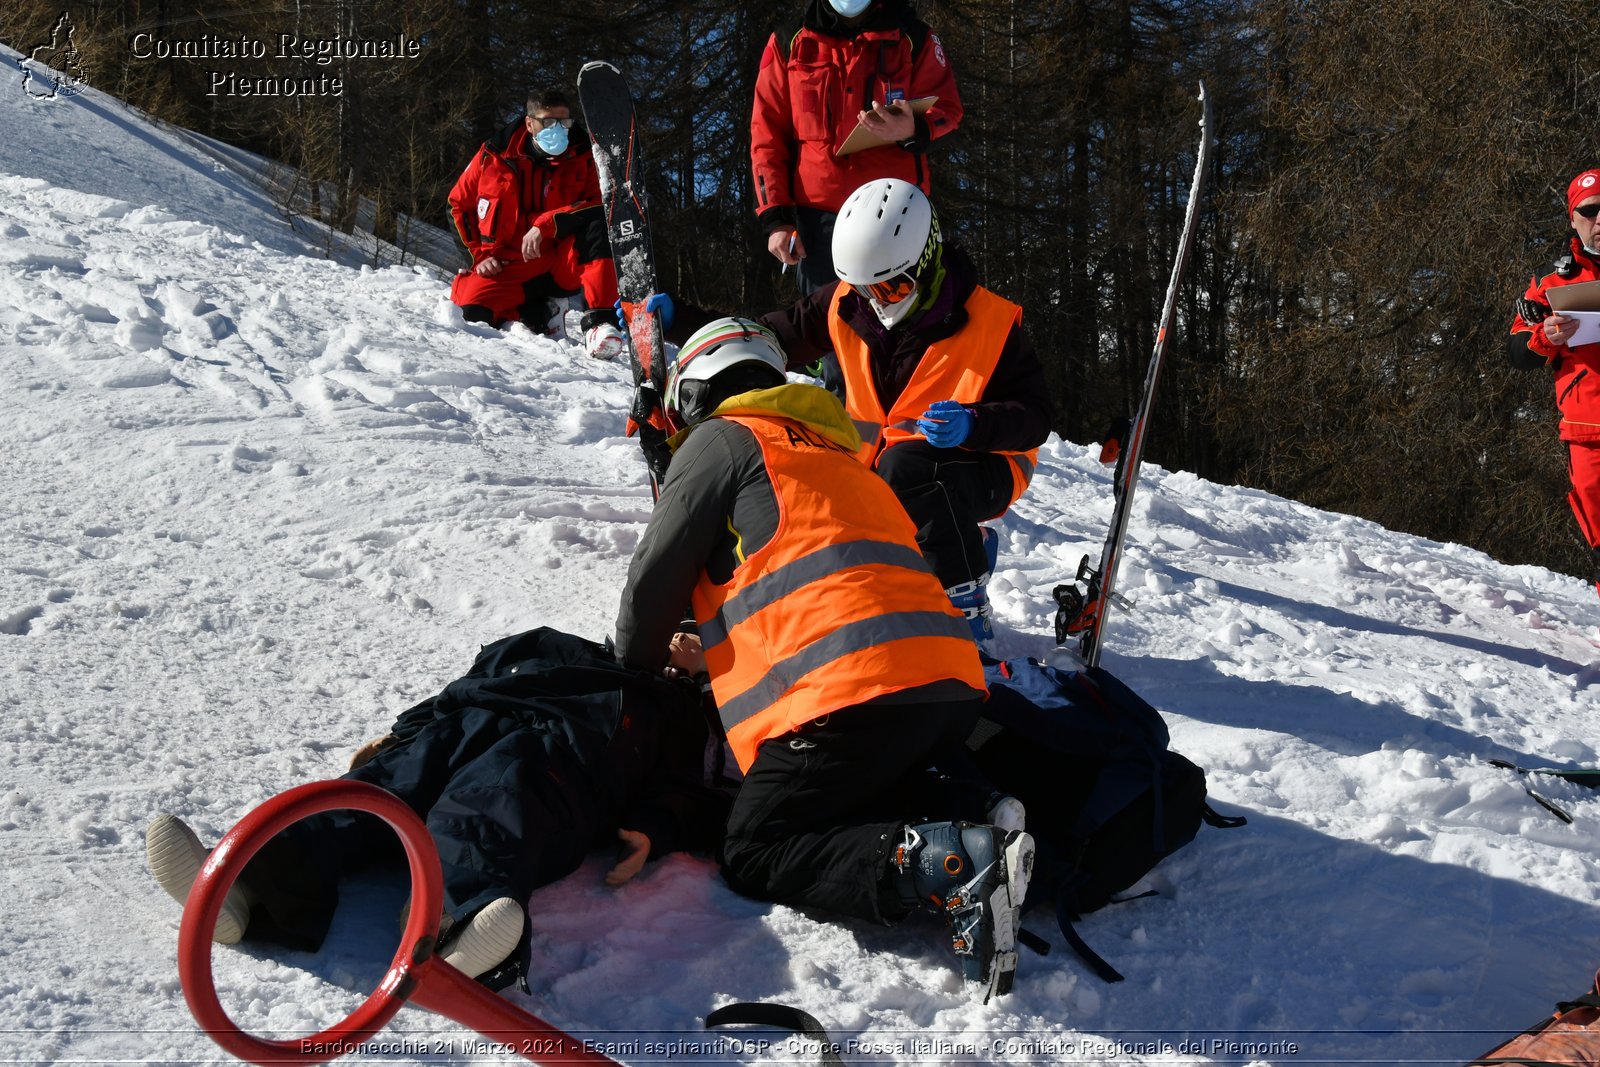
[[828, 0, 873, 17], [534, 123, 568, 156]]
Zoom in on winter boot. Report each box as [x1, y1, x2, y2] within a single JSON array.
[[437, 896, 524, 979], [892, 821, 1035, 1000], [581, 308, 625, 361], [946, 578, 997, 660], [146, 813, 253, 944], [544, 293, 577, 337]]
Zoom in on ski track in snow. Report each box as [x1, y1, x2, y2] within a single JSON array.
[[1, 45, 1598, 1067]]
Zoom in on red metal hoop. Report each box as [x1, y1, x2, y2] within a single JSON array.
[[176, 779, 620, 1066]]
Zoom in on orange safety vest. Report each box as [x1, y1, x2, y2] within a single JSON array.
[[692, 412, 986, 773], [828, 284, 1038, 517]]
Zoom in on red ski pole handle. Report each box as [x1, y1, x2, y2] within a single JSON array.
[[177, 779, 622, 1066]]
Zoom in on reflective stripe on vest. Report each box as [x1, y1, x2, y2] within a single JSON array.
[[692, 412, 987, 772], [828, 283, 1040, 513], [714, 608, 973, 733], [699, 538, 933, 649]]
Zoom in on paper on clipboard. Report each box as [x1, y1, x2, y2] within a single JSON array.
[[1542, 282, 1600, 345], [835, 97, 937, 156], [1561, 311, 1600, 347]]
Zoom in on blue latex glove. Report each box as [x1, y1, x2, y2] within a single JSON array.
[[917, 400, 974, 448], [615, 292, 675, 330]]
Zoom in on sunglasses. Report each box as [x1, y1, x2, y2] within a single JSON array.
[[531, 115, 575, 129], [853, 272, 917, 305], [1577, 203, 1600, 220]]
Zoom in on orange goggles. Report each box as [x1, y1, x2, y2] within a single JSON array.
[[854, 272, 917, 305]]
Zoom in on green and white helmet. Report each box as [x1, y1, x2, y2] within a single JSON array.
[[665, 317, 787, 428]]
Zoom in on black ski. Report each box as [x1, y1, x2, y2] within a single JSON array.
[[1054, 83, 1215, 667], [1487, 759, 1600, 790], [577, 60, 673, 491], [1489, 758, 1600, 823]]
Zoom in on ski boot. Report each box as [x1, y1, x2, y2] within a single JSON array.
[[947, 526, 1002, 658], [892, 820, 1035, 1000], [946, 579, 998, 660], [980, 525, 1000, 576]]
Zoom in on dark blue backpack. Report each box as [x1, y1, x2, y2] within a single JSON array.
[[967, 657, 1245, 981]]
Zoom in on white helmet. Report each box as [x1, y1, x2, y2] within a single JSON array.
[[832, 178, 941, 328], [665, 317, 787, 428]]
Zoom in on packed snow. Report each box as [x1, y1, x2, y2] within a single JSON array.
[[2, 48, 1597, 1067]]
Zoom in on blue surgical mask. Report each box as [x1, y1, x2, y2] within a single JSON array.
[[534, 123, 568, 156], [828, 0, 873, 16]]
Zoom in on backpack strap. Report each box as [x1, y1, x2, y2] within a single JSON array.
[[1016, 926, 1051, 956], [1054, 891, 1125, 983], [706, 1002, 845, 1067], [1202, 802, 1248, 829]]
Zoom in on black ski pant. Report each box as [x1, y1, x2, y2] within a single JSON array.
[[719, 695, 988, 925], [874, 441, 1015, 590], [235, 706, 597, 954], [793, 206, 839, 298]]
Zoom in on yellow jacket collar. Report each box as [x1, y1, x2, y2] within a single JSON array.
[[670, 383, 863, 452]]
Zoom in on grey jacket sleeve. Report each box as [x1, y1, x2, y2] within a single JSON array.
[[613, 422, 746, 672]]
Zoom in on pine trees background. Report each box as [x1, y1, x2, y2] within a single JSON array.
[[5, 0, 1599, 580]]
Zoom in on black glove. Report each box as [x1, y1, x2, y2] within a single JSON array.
[[1517, 296, 1552, 325]]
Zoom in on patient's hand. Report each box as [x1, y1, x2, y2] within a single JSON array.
[[349, 735, 394, 770], [664, 632, 706, 678], [606, 828, 652, 886]]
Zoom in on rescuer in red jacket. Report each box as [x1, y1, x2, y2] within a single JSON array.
[[751, 0, 962, 296], [448, 87, 624, 360], [1510, 167, 1600, 597]]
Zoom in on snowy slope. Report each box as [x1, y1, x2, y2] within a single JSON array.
[[2, 56, 1598, 1067], [0, 43, 457, 271]]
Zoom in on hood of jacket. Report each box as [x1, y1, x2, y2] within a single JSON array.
[[801, 0, 917, 38], [485, 114, 591, 161], [671, 382, 863, 453]]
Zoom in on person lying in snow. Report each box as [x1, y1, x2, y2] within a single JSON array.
[[145, 626, 730, 990]]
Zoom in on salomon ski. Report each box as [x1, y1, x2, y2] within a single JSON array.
[[1054, 84, 1215, 667], [577, 61, 672, 490]]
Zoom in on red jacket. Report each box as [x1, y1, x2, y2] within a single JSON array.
[[750, 7, 961, 229], [1510, 238, 1600, 443], [448, 118, 602, 266]]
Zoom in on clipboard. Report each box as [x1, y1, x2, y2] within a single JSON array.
[[836, 97, 937, 156], [1545, 281, 1600, 312]]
